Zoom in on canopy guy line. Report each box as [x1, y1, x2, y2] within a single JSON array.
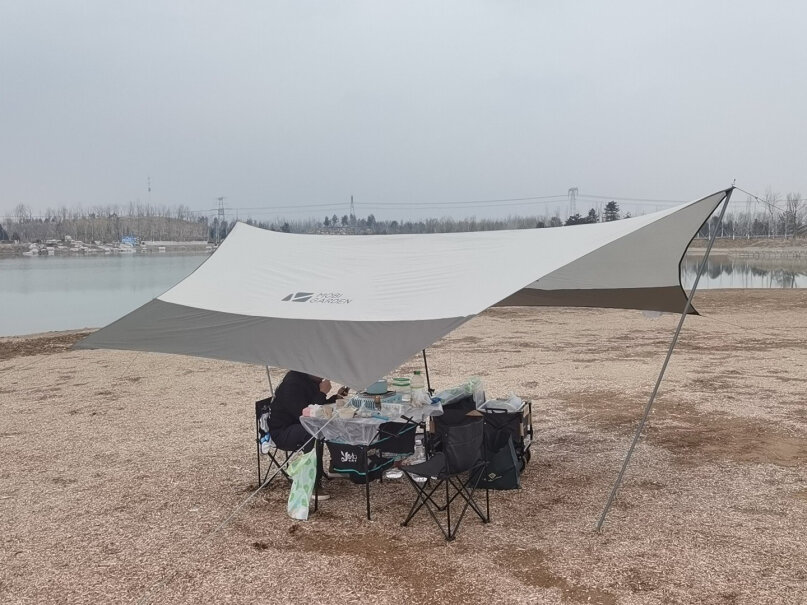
[[2, 343, 141, 381], [136, 410, 338, 605], [115, 350, 143, 383], [735, 185, 801, 217], [596, 187, 733, 531], [699, 313, 807, 340], [1, 354, 49, 375]]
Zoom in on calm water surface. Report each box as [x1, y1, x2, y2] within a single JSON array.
[[2, 254, 207, 336], [681, 256, 807, 289], [2, 253, 805, 337]]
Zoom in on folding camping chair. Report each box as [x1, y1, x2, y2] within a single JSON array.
[[254, 397, 292, 487], [401, 415, 489, 541]]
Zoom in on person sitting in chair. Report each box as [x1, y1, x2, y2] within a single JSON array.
[[268, 371, 348, 499]]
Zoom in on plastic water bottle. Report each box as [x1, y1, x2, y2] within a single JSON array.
[[411, 370, 428, 407], [411, 370, 425, 391]]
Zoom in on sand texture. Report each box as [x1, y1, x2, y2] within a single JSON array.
[[1, 290, 806, 604]]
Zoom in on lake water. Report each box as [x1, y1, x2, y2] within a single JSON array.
[[1, 254, 208, 337], [681, 255, 807, 289], [2, 253, 805, 337]]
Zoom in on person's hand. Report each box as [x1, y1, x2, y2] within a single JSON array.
[[337, 386, 349, 398], [319, 379, 332, 394]]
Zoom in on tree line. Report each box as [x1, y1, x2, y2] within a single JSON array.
[[0, 202, 208, 243], [2, 193, 804, 244], [246, 200, 626, 236], [697, 192, 806, 239]]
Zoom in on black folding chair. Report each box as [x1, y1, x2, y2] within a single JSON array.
[[254, 397, 292, 487], [401, 415, 489, 541]]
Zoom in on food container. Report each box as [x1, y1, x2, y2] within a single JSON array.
[[336, 406, 356, 419], [381, 402, 405, 417], [391, 377, 411, 402], [355, 399, 376, 418]]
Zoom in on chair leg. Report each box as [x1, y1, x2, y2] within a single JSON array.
[[256, 443, 262, 486], [261, 448, 292, 486], [401, 474, 445, 527], [442, 466, 483, 507], [440, 466, 488, 540], [363, 447, 371, 521], [452, 476, 488, 523], [403, 474, 472, 541], [461, 466, 489, 521], [256, 417, 263, 486], [445, 480, 452, 540]]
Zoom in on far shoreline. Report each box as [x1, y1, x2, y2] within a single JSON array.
[[2, 236, 806, 259], [0, 241, 211, 258]]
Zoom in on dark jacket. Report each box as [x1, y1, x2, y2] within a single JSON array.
[[268, 371, 329, 434]]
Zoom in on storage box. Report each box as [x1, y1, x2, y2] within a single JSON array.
[[380, 402, 405, 417]]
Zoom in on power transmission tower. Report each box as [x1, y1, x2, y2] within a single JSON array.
[[568, 187, 578, 217], [349, 195, 356, 225], [216, 196, 226, 246]]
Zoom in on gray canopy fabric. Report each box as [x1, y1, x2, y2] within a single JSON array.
[[76, 188, 731, 388]]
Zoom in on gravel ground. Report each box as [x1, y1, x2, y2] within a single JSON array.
[[1, 289, 806, 604]]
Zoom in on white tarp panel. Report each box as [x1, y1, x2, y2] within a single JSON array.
[[76, 189, 730, 388]]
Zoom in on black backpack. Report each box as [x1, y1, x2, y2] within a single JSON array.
[[479, 411, 522, 490], [479, 436, 520, 490]]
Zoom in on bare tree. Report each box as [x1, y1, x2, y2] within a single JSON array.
[[785, 193, 803, 239], [764, 188, 779, 238]]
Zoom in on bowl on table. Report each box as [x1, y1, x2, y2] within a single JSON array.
[[365, 380, 388, 395]]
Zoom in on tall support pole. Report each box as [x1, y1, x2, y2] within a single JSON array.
[[422, 349, 433, 393], [596, 188, 733, 531], [265, 365, 274, 397]]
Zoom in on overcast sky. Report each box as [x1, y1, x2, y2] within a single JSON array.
[[2, 1, 805, 222]]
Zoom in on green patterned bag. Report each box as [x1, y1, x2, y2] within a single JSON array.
[[287, 449, 317, 520]]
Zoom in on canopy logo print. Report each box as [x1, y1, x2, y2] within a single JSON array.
[[282, 292, 314, 302], [281, 292, 353, 305]]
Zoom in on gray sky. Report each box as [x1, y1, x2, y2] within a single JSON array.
[[2, 1, 805, 222]]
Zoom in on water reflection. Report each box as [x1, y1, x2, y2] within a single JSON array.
[[681, 255, 807, 289]]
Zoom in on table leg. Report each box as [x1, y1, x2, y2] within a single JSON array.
[[313, 439, 324, 513]]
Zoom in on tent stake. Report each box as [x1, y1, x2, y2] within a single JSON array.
[[596, 188, 733, 532]]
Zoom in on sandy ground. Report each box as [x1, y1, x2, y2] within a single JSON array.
[[1, 290, 806, 605]]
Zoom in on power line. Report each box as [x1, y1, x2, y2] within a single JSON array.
[[190, 193, 570, 214], [9, 188, 800, 221], [576, 193, 686, 204]]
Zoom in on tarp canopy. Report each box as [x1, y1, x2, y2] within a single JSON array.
[[76, 188, 731, 388]]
